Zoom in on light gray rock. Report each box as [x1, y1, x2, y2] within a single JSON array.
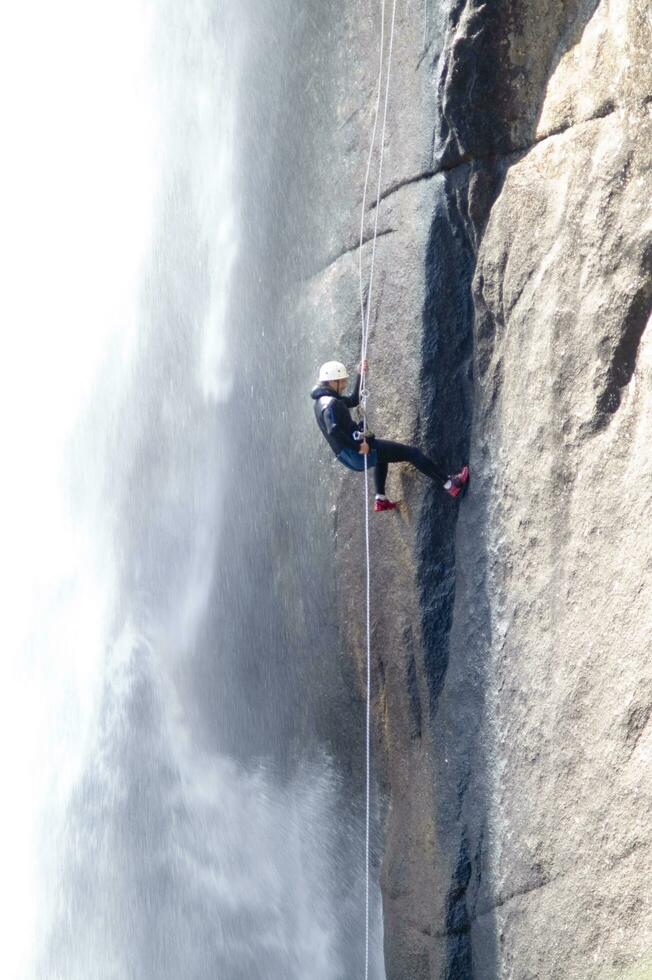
[[432, 1, 652, 978]]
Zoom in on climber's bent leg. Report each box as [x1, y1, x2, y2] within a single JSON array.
[[373, 439, 448, 488]]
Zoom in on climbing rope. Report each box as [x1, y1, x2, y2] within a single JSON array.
[[357, 2, 399, 977], [359, 0, 398, 396]]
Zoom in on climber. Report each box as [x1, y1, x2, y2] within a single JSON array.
[[311, 360, 469, 511]]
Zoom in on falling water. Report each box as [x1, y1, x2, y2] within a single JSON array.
[[0, 0, 385, 977]]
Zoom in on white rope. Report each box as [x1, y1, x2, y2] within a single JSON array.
[[357, 2, 399, 977], [359, 0, 399, 399], [362, 409, 373, 980]]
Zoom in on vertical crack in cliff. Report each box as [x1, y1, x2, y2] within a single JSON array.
[[445, 834, 474, 980], [418, 169, 475, 716], [416, 165, 477, 980]]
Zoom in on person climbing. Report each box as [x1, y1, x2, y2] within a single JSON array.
[[311, 360, 469, 511]]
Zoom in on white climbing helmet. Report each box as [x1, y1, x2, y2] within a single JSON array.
[[318, 360, 348, 382]]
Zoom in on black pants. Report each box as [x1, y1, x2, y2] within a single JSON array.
[[372, 439, 448, 496]]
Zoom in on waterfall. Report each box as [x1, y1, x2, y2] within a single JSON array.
[[0, 1, 385, 977]]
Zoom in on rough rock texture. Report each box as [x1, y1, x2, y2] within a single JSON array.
[[435, 1, 652, 976], [290, 0, 651, 977]]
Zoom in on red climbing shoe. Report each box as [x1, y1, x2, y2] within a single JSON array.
[[374, 497, 398, 512], [444, 466, 469, 499]]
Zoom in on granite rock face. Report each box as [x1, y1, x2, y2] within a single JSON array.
[[291, 0, 651, 977], [432, 3, 652, 977]]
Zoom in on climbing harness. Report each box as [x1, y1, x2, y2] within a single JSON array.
[[357, 1, 399, 977]]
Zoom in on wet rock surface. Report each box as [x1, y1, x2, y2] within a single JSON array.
[[288, 0, 651, 976]]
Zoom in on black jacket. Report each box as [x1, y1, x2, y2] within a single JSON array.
[[311, 375, 363, 456]]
